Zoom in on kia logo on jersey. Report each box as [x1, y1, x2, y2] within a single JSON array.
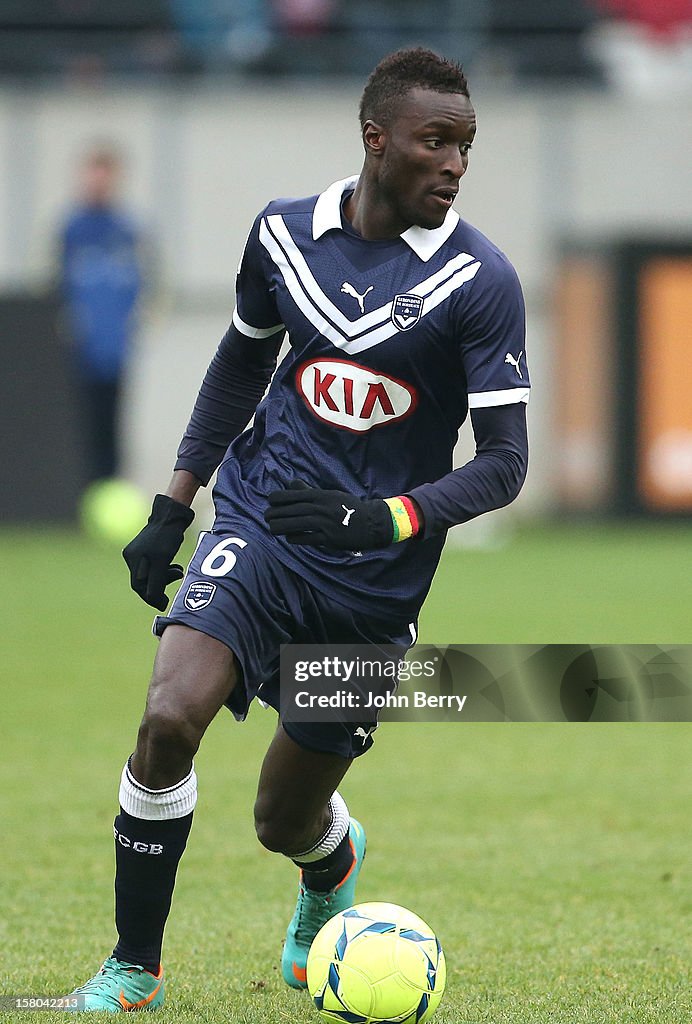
[[296, 358, 418, 432], [391, 293, 424, 331]]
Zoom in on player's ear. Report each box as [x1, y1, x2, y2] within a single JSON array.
[[362, 120, 386, 157]]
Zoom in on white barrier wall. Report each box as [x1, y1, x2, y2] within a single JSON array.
[[3, 84, 691, 520]]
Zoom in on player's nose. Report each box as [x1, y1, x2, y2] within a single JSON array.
[[440, 147, 465, 180]]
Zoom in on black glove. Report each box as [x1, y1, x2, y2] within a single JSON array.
[[265, 480, 393, 551], [122, 494, 195, 610]]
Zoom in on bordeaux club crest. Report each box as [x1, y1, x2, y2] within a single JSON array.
[[184, 581, 216, 611], [391, 293, 424, 331]]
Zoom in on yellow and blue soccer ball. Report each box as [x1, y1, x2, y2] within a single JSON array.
[[307, 902, 446, 1024]]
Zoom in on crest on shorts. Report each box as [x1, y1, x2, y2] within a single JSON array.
[[184, 581, 216, 611], [391, 293, 423, 331]]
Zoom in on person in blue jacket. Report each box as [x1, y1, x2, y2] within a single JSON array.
[[59, 144, 146, 482]]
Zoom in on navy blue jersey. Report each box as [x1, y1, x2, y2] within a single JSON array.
[[185, 176, 529, 619]]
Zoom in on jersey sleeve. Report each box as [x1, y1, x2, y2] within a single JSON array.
[[231, 209, 286, 340], [174, 324, 281, 485], [456, 253, 529, 408], [408, 403, 528, 537]]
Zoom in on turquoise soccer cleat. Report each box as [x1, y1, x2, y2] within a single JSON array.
[[67, 956, 164, 1012], [282, 818, 367, 989]]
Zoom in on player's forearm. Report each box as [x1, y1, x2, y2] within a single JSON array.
[[408, 404, 528, 537], [410, 450, 526, 536], [174, 324, 281, 485], [164, 469, 202, 507]]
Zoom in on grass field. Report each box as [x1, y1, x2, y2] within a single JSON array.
[[1, 523, 690, 1023]]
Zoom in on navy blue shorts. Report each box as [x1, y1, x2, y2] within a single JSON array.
[[154, 528, 416, 758]]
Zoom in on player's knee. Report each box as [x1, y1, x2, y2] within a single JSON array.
[[254, 799, 312, 855], [254, 817, 294, 855], [138, 701, 201, 762], [253, 796, 283, 852]]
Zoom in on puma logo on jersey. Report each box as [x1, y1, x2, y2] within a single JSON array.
[[354, 726, 375, 744], [505, 351, 523, 378], [341, 505, 356, 526], [341, 281, 373, 314], [296, 358, 417, 433]]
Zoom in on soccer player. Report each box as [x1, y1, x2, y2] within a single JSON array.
[[68, 47, 529, 1010]]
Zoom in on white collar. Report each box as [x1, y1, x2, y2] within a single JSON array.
[[312, 175, 460, 263]]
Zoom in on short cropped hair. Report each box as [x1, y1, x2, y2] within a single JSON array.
[[359, 48, 469, 128]]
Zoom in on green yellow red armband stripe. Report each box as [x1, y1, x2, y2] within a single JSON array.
[[383, 495, 421, 542]]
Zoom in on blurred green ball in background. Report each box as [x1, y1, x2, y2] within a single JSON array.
[[80, 478, 148, 546]]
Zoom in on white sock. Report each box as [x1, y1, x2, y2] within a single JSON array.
[[118, 759, 198, 820], [291, 791, 350, 862]]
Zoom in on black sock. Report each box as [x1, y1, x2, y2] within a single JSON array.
[[111, 808, 193, 973], [296, 832, 354, 893]]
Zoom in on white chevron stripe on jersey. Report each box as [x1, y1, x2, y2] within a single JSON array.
[[265, 216, 389, 334], [265, 214, 478, 335], [409, 250, 479, 299], [259, 214, 482, 355]]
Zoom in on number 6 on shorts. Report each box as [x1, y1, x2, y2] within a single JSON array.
[[200, 537, 248, 577]]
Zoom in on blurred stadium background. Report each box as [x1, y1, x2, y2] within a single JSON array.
[[1, 0, 691, 533]]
